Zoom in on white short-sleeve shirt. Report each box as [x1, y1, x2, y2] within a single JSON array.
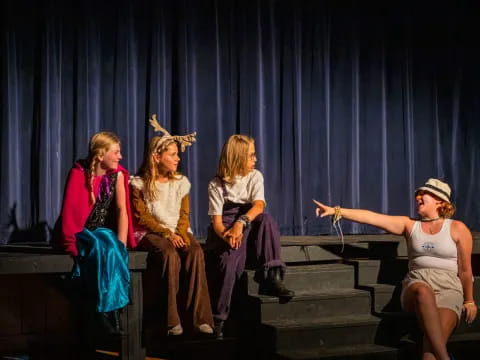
[[208, 169, 265, 215]]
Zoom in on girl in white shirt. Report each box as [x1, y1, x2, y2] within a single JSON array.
[[206, 134, 294, 339]]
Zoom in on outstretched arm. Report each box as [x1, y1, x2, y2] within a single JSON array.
[[313, 200, 412, 236]]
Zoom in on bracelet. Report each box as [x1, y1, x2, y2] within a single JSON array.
[[236, 219, 247, 228], [463, 300, 476, 305], [237, 214, 251, 229], [332, 206, 342, 225]]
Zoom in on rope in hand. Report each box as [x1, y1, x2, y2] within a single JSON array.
[[331, 206, 344, 253]]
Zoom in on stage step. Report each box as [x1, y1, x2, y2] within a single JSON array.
[[145, 336, 239, 360], [275, 343, 398, 360], [248, 289, 371, 322], [345, 258, 409, 286], [279, 235, 406, 261], [360, 283, 401, 313], [245, 263, 355, 295], [261, 314, 382, 352], [444, 332, 480, 358], [398, 331, 480, 359], [281, 245, 342, 262]]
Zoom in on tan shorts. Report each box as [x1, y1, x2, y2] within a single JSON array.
[[401, 268, 464, 320]]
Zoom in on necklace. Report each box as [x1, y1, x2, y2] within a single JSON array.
[[420, 217, 443, 234], [420, 217, 441, 222]]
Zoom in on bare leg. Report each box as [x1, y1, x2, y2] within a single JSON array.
[[421, 308, 457, 360], [403, 283, 450, 360]]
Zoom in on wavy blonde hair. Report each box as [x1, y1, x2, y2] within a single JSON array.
[[438, 201, 455, 218], [87, 131, 121, 204], [216, 134, 254, 183], [137, 136, 181, 201]]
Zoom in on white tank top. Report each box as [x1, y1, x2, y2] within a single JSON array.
[[407, 219, 458, 273]]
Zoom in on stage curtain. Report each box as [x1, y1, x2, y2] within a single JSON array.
[[1, 0, 479, 242]]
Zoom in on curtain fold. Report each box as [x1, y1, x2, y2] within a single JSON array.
[[1, 0, 479, 243]]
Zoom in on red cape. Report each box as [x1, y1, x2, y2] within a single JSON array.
[[55, 161, 136, 256]]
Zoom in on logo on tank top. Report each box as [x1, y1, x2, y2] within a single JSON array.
[[421, 242, 435, 251]]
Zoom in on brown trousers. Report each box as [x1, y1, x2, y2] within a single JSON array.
[[137, 233, 213, 330]]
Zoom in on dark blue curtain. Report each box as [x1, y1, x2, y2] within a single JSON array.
[[1, 0, 479, 243]]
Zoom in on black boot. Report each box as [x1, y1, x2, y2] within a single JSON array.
[[260, 267, 295, 299], [112, 309, 124, 334], [98, 310, 124, 337], [213, 320, 225, 340]]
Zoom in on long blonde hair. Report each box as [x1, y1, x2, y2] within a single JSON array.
[[137, 136, 180, 201], [216, 134, 254, 183], [87, 131, 121, 203]]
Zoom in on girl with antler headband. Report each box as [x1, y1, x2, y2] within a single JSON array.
[[54, 131, 135, 336], [129, 115, 213, 337]]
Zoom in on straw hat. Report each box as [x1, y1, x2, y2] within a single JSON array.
[[415, 178, 451, 203]]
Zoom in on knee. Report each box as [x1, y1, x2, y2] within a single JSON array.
[[255, 213, 273, 223], [413, 284, 435, 305], [162, 246, 180, 263], [253, 213, 279, 229], [189, 243, 205, 259]]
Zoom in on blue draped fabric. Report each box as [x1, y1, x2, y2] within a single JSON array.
[[1, 0, 479, 243], [75, 228, 130, 312]]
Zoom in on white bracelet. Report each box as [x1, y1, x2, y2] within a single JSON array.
[[236, 219, 247, 228]]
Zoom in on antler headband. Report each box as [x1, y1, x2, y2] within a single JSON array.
[[149, 114, 196, 153]]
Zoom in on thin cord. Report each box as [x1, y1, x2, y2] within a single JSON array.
[[331, 206, 344, 253], [332, 220, 344, 253]]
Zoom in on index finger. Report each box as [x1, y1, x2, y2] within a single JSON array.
[[313, 199, 322, 207]]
